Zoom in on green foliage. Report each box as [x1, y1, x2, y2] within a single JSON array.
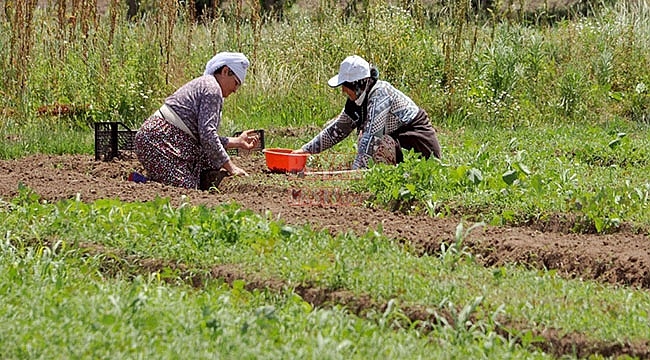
[[0, 0, 643, 133], [3, 3, 650, 357], [360, 123, 650, 232], [557, 68, 587, 118], [573, 131, 648, 167], [628, 82, 650, 123], [3, 194, 650, 358], [0, 119, 94, 158], [439, 221, 485, 268], [363, 151, 450, 215]]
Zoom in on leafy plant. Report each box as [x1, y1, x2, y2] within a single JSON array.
[[439, 221, 485, 267]]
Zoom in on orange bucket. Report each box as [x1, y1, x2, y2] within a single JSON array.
[[262, 148, 309, 173]]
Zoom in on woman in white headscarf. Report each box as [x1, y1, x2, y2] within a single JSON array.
[[135, 52, 260, 189], [294, 55, 441, 169]]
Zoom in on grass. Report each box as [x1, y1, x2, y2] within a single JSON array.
[[1, 252, 450, 359], [0, 118, 94, 158], [363, 120, 650, 232], [2, 193, 649, 358], [1, 1, 649, 233], [2, 0, 650, 357]]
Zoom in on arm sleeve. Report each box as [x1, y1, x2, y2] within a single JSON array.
[[301, 111, 356, 154], [197, 93, 230, 169], [353, 88, 391, 169], [219, 136, 229, 148]]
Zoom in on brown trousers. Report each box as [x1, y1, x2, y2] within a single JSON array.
[[390, 108, 442, 163], [368, 108, 442, 166]]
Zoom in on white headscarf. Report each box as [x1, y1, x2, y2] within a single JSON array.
[[204, 52, 250, 84]]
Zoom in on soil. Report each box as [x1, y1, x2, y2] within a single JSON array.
[[10, 2, 644, 358], [3, 151, 650, 357], [2, 152, 649, 291]]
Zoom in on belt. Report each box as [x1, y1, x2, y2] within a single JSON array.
[[156, 104, 197, 142]]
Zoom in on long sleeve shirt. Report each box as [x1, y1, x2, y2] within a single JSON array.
[[164, 75, 231, 169], [302, 80, 420, 169]]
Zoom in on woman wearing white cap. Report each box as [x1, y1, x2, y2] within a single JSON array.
[[134, 52, 260, 189], [295, 55, 441, 169]]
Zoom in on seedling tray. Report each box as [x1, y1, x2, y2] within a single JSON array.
[[94, 122, 137, 161]]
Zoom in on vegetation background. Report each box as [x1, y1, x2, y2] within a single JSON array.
[[1, 0, 649, 231], [1, 0, 650, 358]]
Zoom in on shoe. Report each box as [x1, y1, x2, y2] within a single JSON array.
[[128, 172, 147, 183]]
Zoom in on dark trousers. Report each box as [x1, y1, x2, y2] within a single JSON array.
[[390, 108, 442, 163]]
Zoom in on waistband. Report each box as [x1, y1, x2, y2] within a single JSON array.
[[156, 104, 197, 142]]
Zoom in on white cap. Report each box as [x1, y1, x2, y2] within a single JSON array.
[[327, 55, 371, 87], [204, 52, 250, 84]]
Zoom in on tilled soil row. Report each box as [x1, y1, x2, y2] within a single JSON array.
[[2, 154, 650, 289], [3, 154, 650, 357]]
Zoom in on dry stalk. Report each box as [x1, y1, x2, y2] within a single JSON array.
[[80, 0, 98, 62], [250, 0, 262, 72], [6, 1, 16, 67], [442, 0, 469, 116], [236, 0, 242, 49], [99, 0, 121, 78], [65, 0, 77, 44], [208, 5, 224, 57], [186, 0, 195, 59], [108, 0, 119, 48], [55, 0, 67, 59], [161, 0, 178, 84], [2, 1, 7, 22], [8, 0, 38, 92], [443, 32, 454, 115]]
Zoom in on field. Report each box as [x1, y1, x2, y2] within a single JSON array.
[[2, 150, 650, 358], [2, 0, 650, 358], [2, 153, 650, 290]]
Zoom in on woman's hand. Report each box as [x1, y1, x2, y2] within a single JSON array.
[[229, 165, 248, 176], [292, 149, 310, 154], [232, 129, 260, 150], [223, 160, 249, 177]]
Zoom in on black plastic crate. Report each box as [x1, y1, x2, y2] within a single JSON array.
[[227, 129, 265, 156], [94, 122, 137, 161]]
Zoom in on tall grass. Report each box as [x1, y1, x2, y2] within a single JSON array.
[[4, 0, 38, 102], [0, 0, 647, 131]]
